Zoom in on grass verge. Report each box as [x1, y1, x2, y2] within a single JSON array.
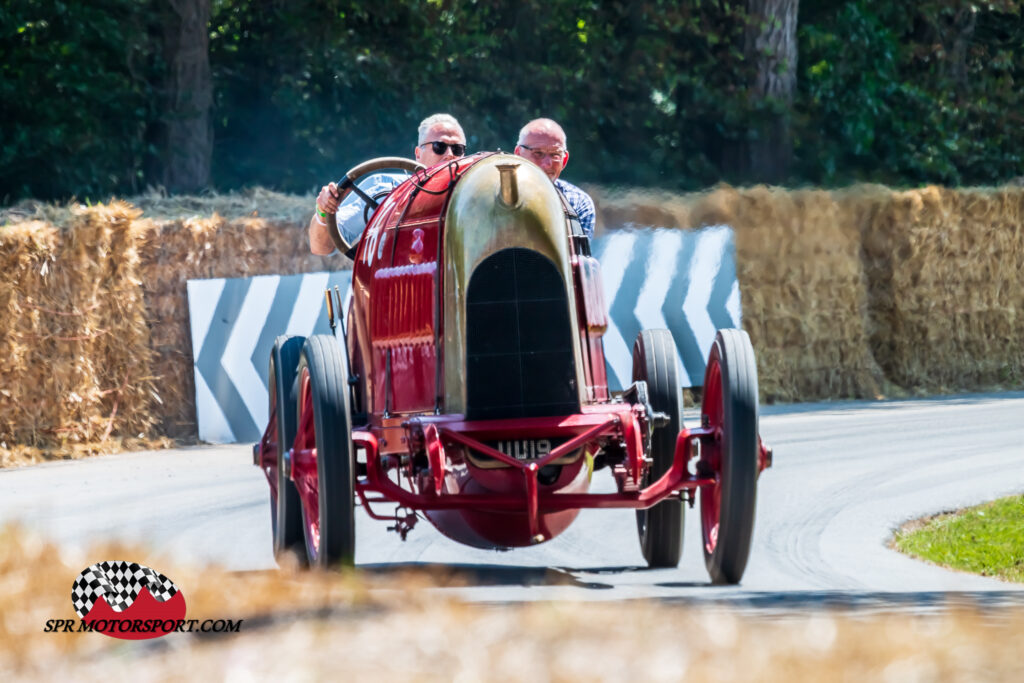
[[894, 494, 1024, 583]]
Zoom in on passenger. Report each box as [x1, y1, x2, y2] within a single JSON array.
[[309, 113, 467, 255], [514, 118, 595, 239]]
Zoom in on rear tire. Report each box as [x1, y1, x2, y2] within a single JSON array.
[[699, 329, 759, 585], [269, 335, 306, 564], [297, 334, 356, 568], [633, 329, 685, 568]]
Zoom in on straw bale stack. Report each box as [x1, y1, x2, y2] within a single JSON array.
[[136, 203, 341, 439], [861, 186, 1024, 391], [0, 203, 157, 447], [591, 188, 694, 238], [3, 183, 1022, 457], [0, 191, 343, 450], [592, 185, 884, 402]]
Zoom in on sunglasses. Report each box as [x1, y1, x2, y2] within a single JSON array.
[[421, 141, 466, 156]]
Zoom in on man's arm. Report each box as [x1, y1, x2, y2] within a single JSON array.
[[309, 173, 404, 256], [309, 213, 337, 255], [310, 182, 341, 255]]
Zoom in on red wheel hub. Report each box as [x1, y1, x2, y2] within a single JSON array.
[[292, 368, 321, 558]]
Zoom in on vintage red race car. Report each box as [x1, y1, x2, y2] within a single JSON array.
[[254, 152, 771, 583]]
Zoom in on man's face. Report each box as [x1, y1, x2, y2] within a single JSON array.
[[415, 124, 466, 167], [515, 130, 568, 181]]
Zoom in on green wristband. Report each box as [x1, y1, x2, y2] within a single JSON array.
[[316, 204, 328, 218]]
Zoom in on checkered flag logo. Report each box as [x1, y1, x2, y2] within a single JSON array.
[[71, 561, 180, 619]]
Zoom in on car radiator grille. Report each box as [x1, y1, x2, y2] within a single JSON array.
[[466, 248, 579, 420]]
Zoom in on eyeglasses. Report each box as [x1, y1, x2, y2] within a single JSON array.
[[519, 144, 566, 162], [421, 141, 466, 156]]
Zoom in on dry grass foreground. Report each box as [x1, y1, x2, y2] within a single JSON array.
[[2, 525, 1023, 682], [2, 184, 1023, 464]]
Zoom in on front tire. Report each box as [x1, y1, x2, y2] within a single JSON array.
[[633, 329, 685, 568], [269, 335, 306, 564], [296, 334, 356, 568], [699, 329, 759, 585]]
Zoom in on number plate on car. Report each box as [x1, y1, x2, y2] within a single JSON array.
[[467, 437, 579, 469], [485, 438, 555, 461]]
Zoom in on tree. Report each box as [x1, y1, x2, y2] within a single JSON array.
[[0, 0, 158, 202], [740, 0, 799, 183], [153, 0, 213, 192]]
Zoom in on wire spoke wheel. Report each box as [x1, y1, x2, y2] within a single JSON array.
[[633, 329, 685, 568], [699, 329, 759, 585], [296, 334, 356, 569]]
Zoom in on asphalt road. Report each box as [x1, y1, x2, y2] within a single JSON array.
[[3, 392, 1023, 608]]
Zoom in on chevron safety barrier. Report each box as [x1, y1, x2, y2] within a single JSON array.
[[187, 227, 739, 444], [593, 225, 740, 391], [187, 271, 353, 444]]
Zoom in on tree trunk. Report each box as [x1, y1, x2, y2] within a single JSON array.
[[741, 0, 799, 183], [945, 6, 977, 96], [157, 0, 212, 192]]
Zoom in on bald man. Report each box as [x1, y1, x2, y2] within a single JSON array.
[[514, 118, 595, 238]]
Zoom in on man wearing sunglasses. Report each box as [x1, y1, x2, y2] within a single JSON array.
[[310, 113, 467, 255], [514, 118, 595, 239], [414, 113, 467, 166]]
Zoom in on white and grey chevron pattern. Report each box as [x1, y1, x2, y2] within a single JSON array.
[[187, 271, 352, 443], [593, 225, 740, 391], [186, 227, 738, 444]]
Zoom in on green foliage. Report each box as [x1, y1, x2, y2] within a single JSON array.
[[0, 0, 159, 202], [895, 495, 1024, 583], [798, 1, 1024, 186], [207, 0, 757, 192], [1, 0, 1022, 203]]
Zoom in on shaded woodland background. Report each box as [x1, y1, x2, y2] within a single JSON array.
[[2, 0, 1023, 205]]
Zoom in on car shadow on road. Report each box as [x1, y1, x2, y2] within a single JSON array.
[[360, 562, 617, 590]]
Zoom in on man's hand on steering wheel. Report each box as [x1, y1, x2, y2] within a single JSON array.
[[317, 182, 342, 216], [321, 157, 427, 254]]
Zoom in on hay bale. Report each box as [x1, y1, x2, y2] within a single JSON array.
[[1, 190, 347, 447], [862, 186, 1024, 391], [592, 184, 884, 402], [0, 203, 157, 447], [136, 210, 342, 438]]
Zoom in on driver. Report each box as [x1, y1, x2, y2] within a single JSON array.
[[309, 113, 467, 255]]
